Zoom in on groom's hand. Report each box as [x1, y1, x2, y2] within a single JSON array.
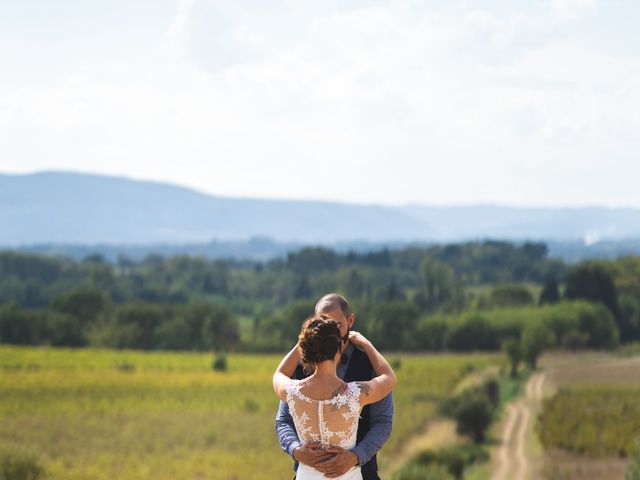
[[314, 447, 358, 478], [293, 442, 332, 467]]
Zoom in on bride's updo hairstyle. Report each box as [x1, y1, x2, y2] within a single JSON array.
[[298, 314, 342, 373]]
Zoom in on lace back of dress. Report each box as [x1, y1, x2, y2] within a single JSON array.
[[286, 382, 362, 449]]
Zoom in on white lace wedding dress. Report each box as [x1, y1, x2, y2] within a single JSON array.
[[286, 380, 363, 480]]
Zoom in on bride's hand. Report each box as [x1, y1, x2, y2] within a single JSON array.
[[348, 331, 370, 348]]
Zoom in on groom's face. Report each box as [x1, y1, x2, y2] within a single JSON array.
[[323, 308, 355, 341]]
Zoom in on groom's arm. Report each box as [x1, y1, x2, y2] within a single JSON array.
[[351, 391, 394, 466], [275, 399, 301, 457]]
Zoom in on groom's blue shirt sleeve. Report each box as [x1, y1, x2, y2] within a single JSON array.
[[351, 391, 393, 466], [275, 399, 301, 458]]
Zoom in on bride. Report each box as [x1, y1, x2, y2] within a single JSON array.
[[273, 314, 397, 480]]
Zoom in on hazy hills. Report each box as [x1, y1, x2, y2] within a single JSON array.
[[1, 172, 639, 257]]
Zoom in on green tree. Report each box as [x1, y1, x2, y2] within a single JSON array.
[[489, 284, 534, 307], [446, 314, 498, 351], [369, 301, 420, 350], [565, 262, 619, 318], [577, 303, 619, 348], [201, 303, 239, 351], [286, 247, 338, 275], [153, 317, 192, 350], [42, 311, 86, 347], [344, 268, 365, 299], [561, 330, 588, 350], [618, 294, 640, 343], [502, 338, 521, 378], [52, 288, 111, 326], [521, 323, 554, 369], [380, 280, 405, 302], [113, 301, 168, 350], [268, 300, 315, 345], [414, 316, 448, 351], [0, 303, 36, 345], [293, 275, 313, 299], [419, 259, 457, 311], [539, 276, 560, 305]]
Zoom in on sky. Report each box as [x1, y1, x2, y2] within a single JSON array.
[[1, 0, 639, 207]]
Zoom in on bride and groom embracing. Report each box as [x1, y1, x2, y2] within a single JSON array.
[[274, 294, 396, 480]]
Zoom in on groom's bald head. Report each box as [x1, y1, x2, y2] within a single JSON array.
[[315, 293, 350, 317]]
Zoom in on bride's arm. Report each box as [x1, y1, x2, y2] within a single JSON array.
[[349, 332, 397, 405], [272, 343, 302, 401]]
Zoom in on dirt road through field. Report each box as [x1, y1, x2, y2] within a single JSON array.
[[492, 372, 545, 480]]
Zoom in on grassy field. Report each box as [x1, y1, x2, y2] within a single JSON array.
[[539, 385, 640, 456], [536, 352, 640, 480], [0, 346, 500, 480]]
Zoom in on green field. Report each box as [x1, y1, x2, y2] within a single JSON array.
[[0, 346, 500, 480], [534, 353, 640, 480], [538, 354, 640, 459], [538, 385, 640, 457]]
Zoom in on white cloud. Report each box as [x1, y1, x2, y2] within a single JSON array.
[[549, 0, 597, 18], [1, 0, 639, 207], [165, 0, 196, 54]]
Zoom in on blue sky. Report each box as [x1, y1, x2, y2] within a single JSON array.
[[1, 0, 639, 207]]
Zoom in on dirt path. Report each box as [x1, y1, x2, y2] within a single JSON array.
[[492, 372, 545, 480], [381, 368, 496, 477]]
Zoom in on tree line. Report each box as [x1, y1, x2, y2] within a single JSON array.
[[1, 241, 639, 353]]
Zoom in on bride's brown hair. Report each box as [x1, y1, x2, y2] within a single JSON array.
[[298, 314, 342, 374]]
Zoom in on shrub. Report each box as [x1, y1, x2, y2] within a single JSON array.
[[413, 444, 489, 479], [625, 438, 640, 480], [204, 432, 217, 447], [561, 330, 588, 350], [392, 463, 454, 480], [440, 381, 498, 444], [115, 361, 135, 372], [243, 399, 259, 413], [483, 377, 500, 408], [212, 354, 227, 372], [390, 358, 402, 370], [452, 390, 494, 443], [0, 446, 46, 480]]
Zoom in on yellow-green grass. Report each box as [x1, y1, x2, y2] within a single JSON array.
[[382, 353, 500, 461], [538, 385, 640, 457], [535, 353, 640, 479], [0, 346, 500, 480]]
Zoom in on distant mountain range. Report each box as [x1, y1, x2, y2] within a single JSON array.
[[1, 171, 639, 259]]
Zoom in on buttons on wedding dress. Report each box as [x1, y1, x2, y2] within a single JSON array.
[[286, 381, 362, 449]]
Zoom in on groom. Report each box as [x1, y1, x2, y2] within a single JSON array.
[[275, 293, 394, 480]]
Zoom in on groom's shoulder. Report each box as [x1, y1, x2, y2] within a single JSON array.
[[351, 346, 370, 363], [293, 363, 307, 380], [349, 346, 374, 376]]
